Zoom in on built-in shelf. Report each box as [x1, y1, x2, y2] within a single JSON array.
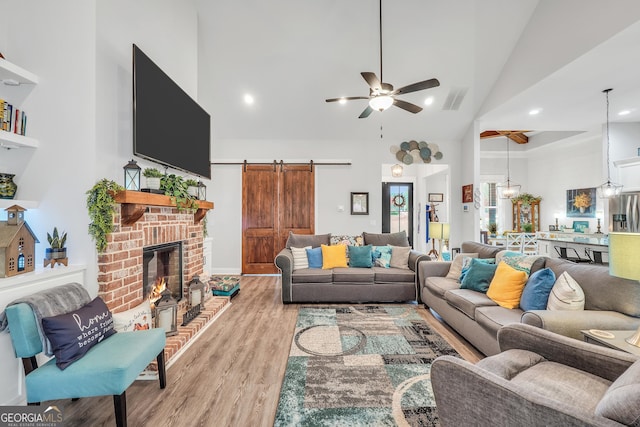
[[113, 190, 214, 225], [0, 129, 39, 149], [0, 199, 39, 210], [614, 156, 640, 168], [0, 58, 38, 85]]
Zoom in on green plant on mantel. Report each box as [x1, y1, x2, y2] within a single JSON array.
[[142, 167, 164, 178], [511, 193, 542, 207], [86, 179, 124, 253], [160, 174, 199, 212], [47, 227, 67, 249]]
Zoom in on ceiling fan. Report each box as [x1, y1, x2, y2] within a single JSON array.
[[325, 0, 440, 118]]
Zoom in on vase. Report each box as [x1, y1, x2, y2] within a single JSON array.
[[0, 173, 17, 199], [579, 207, 585, 213]]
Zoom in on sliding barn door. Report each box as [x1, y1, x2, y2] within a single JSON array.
[[242, 164, 314, 274]]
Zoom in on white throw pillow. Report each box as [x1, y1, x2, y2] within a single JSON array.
[[547, 271, 585, 310], [388, 245, 411, 270], [113, 300, 153, 332], [446, 253, 478, 281], [291, 246, 311, 270]]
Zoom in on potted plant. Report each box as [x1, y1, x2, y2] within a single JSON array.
[[488, 223, 498, 237], [161, 174, 198, 212], [143, 168, 163, 190], [185, 179, 199, 198], [86, 179, 124, 252], [522, 222, 533, 233], [46, 227, 67, 259]]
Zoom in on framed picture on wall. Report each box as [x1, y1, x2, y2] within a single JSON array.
[[566, 188, 596, 218], [462, 184, 473, 203], [428, 193, 444, 202], [351, 192, 369, 215]]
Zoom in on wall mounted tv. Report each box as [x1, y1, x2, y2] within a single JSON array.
[[133, 44, 211, 179]]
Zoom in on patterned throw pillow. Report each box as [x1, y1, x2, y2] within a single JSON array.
[[330, 234, 363, 247], [497, 251, 543, 274], [113, 300, 152, 332], [291, 246, 311, 270], [371, 246, 392, 268], [547, 271, 585, 310]]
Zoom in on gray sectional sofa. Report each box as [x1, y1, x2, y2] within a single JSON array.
[[275, 231, 429, 303], [420, 241, 640, 356]]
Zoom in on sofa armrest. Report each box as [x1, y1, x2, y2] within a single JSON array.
[[498, 323, 638, 382], [431, 355, 617, 427], [408, 250, 429, 273], [274, 248, 294, 303], [418, 260, 451, 281], [521, 310, 640, 341]]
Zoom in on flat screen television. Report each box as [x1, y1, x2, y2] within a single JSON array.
[[133, 44, 211, 179]]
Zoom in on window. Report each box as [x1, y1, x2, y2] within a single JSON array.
[[480, 178, 505, 234]]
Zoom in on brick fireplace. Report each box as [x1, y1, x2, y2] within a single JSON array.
[[97, 204, 204, 313]]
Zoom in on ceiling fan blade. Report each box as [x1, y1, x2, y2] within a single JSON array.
[[361, 72, 382, 91], [393, 99, 423, 114], [358, 105, 373, 118], [392, 78, 440, 96], [325, 96, 370, 103]]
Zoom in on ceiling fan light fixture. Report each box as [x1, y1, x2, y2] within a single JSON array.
[[369, 95, 393, 112]]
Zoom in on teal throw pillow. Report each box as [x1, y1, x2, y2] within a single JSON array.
[[371, 246, 392, 268], [348, 245, 373, 268], [306, 247, 323, 269], [520, 268, 556, 311], [460, 258, 498, 293], [460, 257, 495, 282]]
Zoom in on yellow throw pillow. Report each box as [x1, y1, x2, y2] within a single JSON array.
[[486, 261, 529, 309], [321, 244, 348, 269]]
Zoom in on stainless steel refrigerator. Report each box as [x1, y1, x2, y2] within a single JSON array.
[[610, 192, 640, 232]]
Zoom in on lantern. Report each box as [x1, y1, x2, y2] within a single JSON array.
[[123, 159, 141, 191], [154, 288, 178, 336], [188, 275, 206, 308], [197, 180, 207, 201]]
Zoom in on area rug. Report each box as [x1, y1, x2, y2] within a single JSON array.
[[274, 305, 460, 427]]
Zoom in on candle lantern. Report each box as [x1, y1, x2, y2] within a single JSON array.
[[123, 159, 141, 191], [154, 288, 178, 336], [197, 180, 207, 201], [188, 274, 206, 308]]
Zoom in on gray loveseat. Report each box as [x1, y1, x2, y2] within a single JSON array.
[[275, 231, 429, 303], [420, 241, 640, 356]]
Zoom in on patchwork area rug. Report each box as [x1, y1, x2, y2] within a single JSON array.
[[274, 305, 460, 426]]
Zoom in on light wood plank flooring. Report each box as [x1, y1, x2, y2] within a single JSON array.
[[51, 276, 482, 426]]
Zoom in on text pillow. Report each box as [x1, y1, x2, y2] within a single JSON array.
[[291, 246, 311, 270], [348, 245, 373, 268], [42, 297, 116, 370], [388, 245, 411, 270], [321, 244, 348, 269], [112, 300, 152, 332], [460, 258, 498, 293], [547, 271, 585, 310], [486, 262, 529, 309], [520, 268, 556, 311]]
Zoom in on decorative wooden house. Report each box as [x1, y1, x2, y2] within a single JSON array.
[[0, 205, 38, 277]]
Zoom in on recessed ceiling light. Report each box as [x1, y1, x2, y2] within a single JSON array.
[[243, 94, 255, 105], [618, 109, 631, 116], [424, 96, 434, 106], [529, 108, 542, 115], [338, 98, 347, 105]]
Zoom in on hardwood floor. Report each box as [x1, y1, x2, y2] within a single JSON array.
[[53, 276, 482, 426]]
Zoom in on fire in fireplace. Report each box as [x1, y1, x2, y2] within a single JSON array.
[[143, 242, 183, 305]]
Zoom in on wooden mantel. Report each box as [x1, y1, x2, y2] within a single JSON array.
[[113, 190, 214, 226]]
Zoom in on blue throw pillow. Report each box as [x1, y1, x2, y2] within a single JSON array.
[[371, 246, 392, 268], [520, 268, 556, 311], [460, 258, 495, 282], [348, 245, 373, 268], [42, 297, 116, 370], [306, 247, 323, 269], [460, 258, 498, 293]]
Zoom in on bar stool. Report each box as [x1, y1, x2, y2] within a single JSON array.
[[554, 246, 591, 263]]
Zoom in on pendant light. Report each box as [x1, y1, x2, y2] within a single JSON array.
[[597, 88, 623, 198], [496, 135, 521, 199]]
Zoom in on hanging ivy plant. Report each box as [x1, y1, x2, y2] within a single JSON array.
[[86, 179, 124, 253]]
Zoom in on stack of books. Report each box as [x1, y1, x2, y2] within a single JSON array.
[[0, 99, 27, 135]]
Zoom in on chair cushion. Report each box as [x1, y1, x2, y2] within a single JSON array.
[[595, 359, 640, 425], [286, 232, 331, 249], [41, 297, 117, 370], [292, 268, 333, 284], [475, 305, 524, 335], [25, 329, 165, 402], [373, 267, 415, 283], [444, 289, 497, 320], [424, 277, 460, 298]]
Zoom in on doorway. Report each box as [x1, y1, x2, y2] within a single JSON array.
[[382, 182, 414, 247]]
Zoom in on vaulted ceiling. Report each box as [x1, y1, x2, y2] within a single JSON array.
[[195, 0, 640, 148]]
